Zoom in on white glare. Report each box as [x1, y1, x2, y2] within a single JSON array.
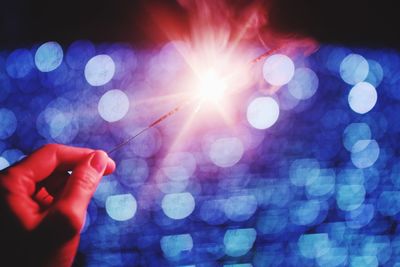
[[197, 68, 227, 102]]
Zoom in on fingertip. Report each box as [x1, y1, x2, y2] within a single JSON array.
[[105, 157, 116, 175], [93, 150, 115, 175], [89, 150, 108, 173]]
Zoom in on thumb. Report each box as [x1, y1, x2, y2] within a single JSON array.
[[44, 151, 111, 237], [60, 150, 109, 213]]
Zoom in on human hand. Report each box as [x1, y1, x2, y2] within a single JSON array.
[[0, 144, 115, 267]]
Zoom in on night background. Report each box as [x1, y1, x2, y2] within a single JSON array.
[[1, 0, 400, 266]]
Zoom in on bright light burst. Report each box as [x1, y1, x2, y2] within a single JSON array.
[[175, 43, 257, 131], [195, 68, 227, 103], [122, 0, 270, 155]]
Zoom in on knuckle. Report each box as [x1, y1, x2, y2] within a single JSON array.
[[42, 143, 59, 152], [73, 170, 100, 193]]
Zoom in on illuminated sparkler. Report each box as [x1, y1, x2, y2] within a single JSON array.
[[107, 47, 279, 155]]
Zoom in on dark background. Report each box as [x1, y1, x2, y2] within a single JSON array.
[[0, 0, 399, 49]]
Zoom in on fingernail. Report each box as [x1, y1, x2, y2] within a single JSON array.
[[90, 151, 108, 173]]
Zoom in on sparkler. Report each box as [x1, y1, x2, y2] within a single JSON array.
[[107, 47, 279, 155]]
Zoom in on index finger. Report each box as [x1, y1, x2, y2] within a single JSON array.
[[5, 144, 93, 182]]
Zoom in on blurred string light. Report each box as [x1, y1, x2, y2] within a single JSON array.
[[223, 228, 257, 257], [339, 53, 369, 85], [224, 194, 258, 221], [1, 149, 24, 165], [84, 54, 115, 86], [262, 54, 295, 86], [2, 37, 400, 266], [98, 89, 130, 122], [246, 97, 280, 129], [161, 152, 196, 181], [34, 41, 63, 72], [348, 82, 378, 114], [161, 192, 195, 219], [343, 122, 372, 151], [288, 67, 319, 100], [160, 234, 193, 259], [116, 157, 149, 187], [6, 49, 34, 78], [0, 108, 17, 140], [0, 156, 9, 170], [105, 193, 137, 221], [65, 40, 96, 70], [208, 137, 244, 167]]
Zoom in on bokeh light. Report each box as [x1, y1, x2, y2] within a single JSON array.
[[117, 158, 149, 187], [6, 49, 34, 78], [223, 228, 256, 257], [365, 60, 384, 87], [246, 97, 280, 129], [0, 156, 9, 170], [288, 67, 319, 100], [65, 40, 96, 70], [343, 123, 372, 151], [208, 137, 244, 167], [345, 203, 374, 229], [1, 149, 24, 165], [305, 168, 335, 198], [351, 139, 380, 168], [336, 184, 366, 211], [160, 234, 193, 258], [162, 152, 196, 181], [127, 127, 162, 158], [223, 194, 258, 222], [290, 200, 321, 226], [377, 191, 400, 216], [161, 192, 195, 219], [36, 98, 79, 143], [348, 82, 377, 114], [289, 158, 320, 186], [262, 54, 295, 86], [298, 233, 331, 259], [98, 89, 130, 122], [0, 108, 17, 140], [34, 41, 63, 72], [84, 54, 115, 86], [340, 54, 369, 85], [350, 256, 378, 267], [105, 193, 137, 221], [316, 247, 348, 267]]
